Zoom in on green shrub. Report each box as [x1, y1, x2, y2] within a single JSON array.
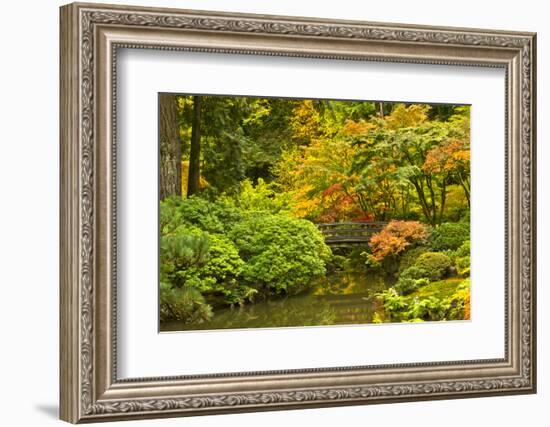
[[398, 245, 429, 275], [454, 240, 470, 258], [159, 282, 213, 324], [160, 230, 210, 288], [230, 213, 331, 295], [376, 278, 470, 322], [376, 288, 448, 321], [376, 289, 407, 317], [448, 279, 470, 319], [193, 234, 243, 288], [160, 197, 332, 319], [394, 277, 430, 296], [451, 240, 470, 277], [456, 255, 470, 277], [160, 224, 256, 319], [159, 227, 215, 322], [394, 251, 453, 295], [405, 296, 451, 321], [393, 278, 416, 295], [236, 178, 291, 214], [414, 252, 453, 280], [400, 265, 429, 280], [160, 196, 242, 235], [183, 233, 255, 306], [429, 222, 470, 251]]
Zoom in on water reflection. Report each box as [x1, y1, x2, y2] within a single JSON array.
[[160, 271, 391, 332]]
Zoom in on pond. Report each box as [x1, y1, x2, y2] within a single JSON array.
[[160, 270, 392, 332]]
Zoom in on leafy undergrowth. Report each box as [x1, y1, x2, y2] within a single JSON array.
[[407, 277, 464, 302], [375, 277, 470, 322]]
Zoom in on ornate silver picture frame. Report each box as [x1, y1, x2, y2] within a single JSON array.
[[60, 2, 536, 423]]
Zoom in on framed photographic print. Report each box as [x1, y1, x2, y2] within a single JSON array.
[[60, 2, 537, 423]]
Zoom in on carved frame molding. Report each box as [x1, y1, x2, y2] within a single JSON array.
[[60, 2, 536, 423]]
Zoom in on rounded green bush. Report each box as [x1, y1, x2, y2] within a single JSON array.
[[400, 265, 428, 280], [398, 246, 429, 275], [160, 195, 242, 235], [229, 213, 331, 295], [394, 277, 429, 296], [414, 252, 453, 280], [160, 223, 256, 316], [159, 282, 213, 324], [160, 228, 210, 286], [185, 233, 253, 305], [429, 222, 470, 251]]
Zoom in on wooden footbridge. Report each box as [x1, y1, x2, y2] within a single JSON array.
[[317, 221, 387, 247]]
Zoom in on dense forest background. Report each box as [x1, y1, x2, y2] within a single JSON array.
[[159, 94, 471, 330]]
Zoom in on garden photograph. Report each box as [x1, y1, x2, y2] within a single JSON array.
[[158, 93, 471, 332]]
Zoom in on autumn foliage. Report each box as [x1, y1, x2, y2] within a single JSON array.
[[159, 95, 471, 328], [368, 220, 429, 262], [423, 139, 470, 174]]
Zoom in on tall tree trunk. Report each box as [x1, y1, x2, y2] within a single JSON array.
[[410, 178, 434, 226], [378, 102, 384, 118], [457, 173, 471, 207], [187, 96, 202, 197], [438, 179, 447, 225], [426, 177, 437, 225], [159, 94, 182, 200]]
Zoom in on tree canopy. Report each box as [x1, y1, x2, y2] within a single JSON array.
[[161, 94, 470, 226]]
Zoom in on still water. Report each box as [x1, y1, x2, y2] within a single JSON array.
[[160, 271, 391, 332]]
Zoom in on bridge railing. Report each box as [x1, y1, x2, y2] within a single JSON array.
[[316, 221, 387, 246]]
